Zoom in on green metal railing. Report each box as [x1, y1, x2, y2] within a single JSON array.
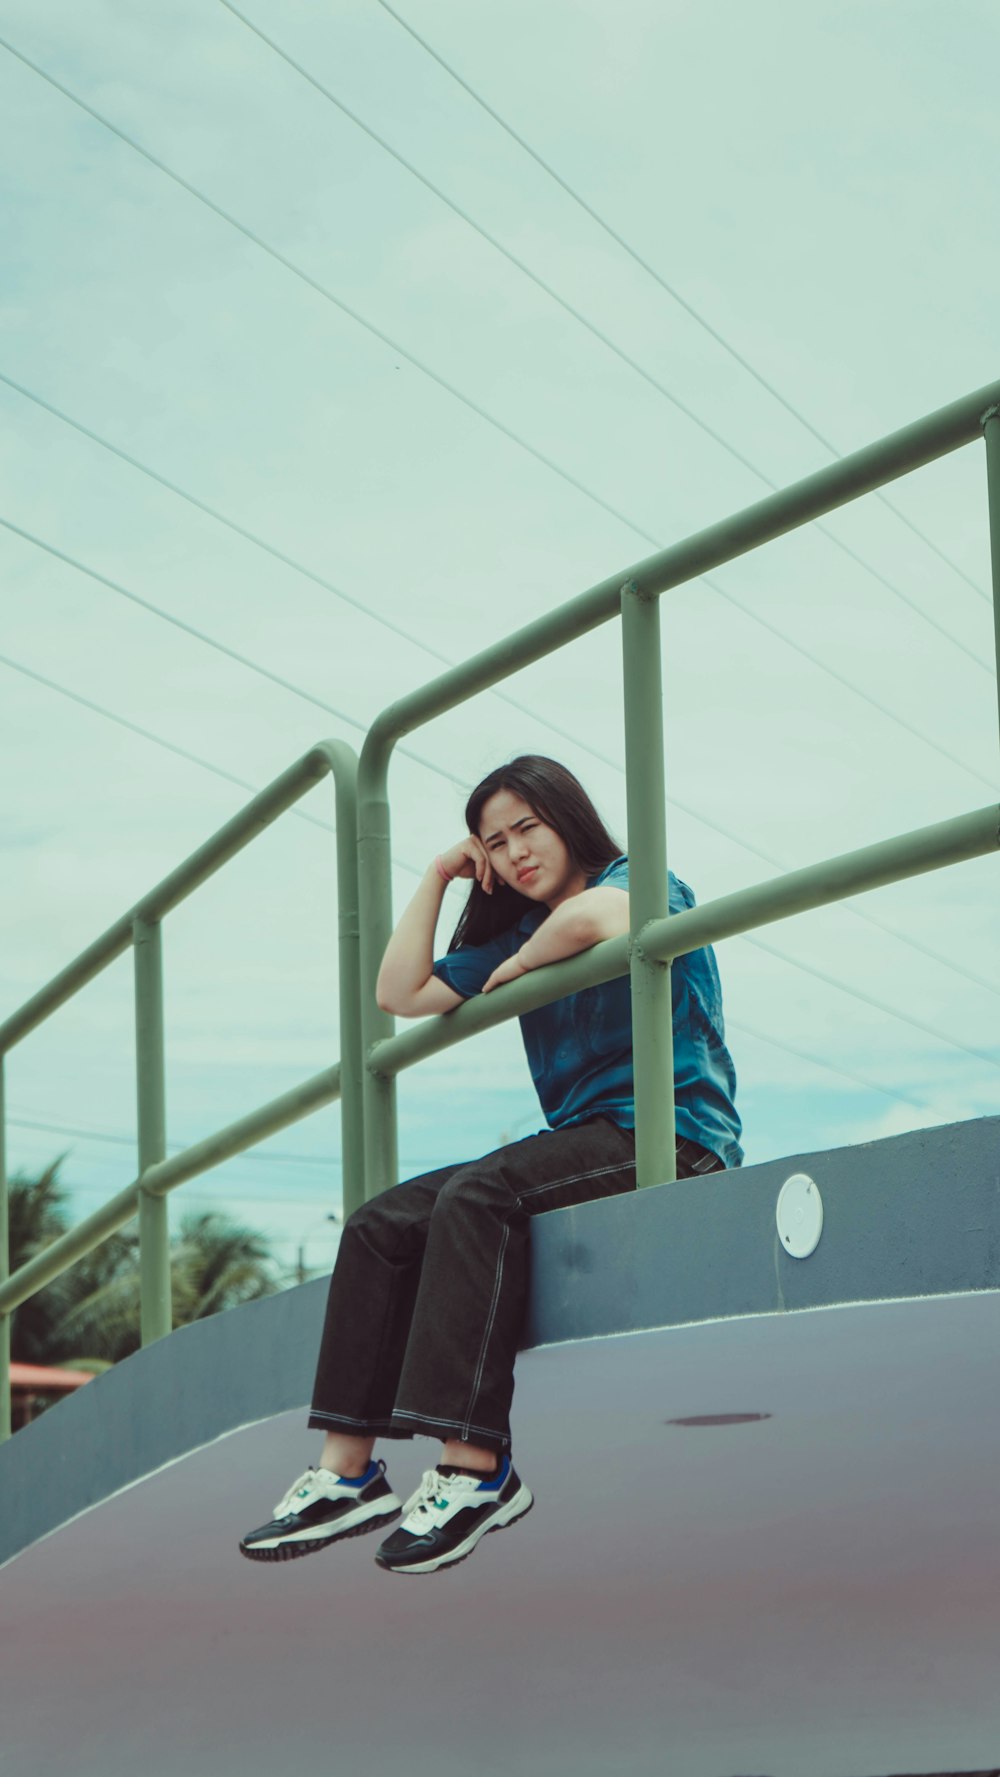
[[0, 742, 363, 1434], [2, 381, 999, 1442]]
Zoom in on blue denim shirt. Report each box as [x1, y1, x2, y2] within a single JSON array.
[[432, 856, 743, 1170]]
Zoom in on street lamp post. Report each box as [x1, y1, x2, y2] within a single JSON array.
[[499, 1108, 543, 1147], [296, 1213, 340, 1287]]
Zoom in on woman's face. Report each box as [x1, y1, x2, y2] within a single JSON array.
[[477, 789, 587, 909]]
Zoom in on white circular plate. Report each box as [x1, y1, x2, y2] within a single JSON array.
[[776, 1172, 824, 1258]]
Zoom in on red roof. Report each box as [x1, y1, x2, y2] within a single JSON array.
[[10, 1363, 95, 1392]]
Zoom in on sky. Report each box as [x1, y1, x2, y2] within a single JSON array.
[[1, 0, 998, 1287]]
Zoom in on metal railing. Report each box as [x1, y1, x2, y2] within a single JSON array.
[[0, 742, 364, 1438], [2, 381, 999, 1442]]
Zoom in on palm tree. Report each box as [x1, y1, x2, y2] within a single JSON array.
[[7, 1160, 87, 1367], [170, 1210, 279, 1322], [47, 1230, 144, 1365], [8, 1164, 281, 1376]]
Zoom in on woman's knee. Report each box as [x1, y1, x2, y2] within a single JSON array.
[[341, 1174, 441, 1253], [431, 1162, 512, 1219], [342, 1199, 372, 1231], [340, 1197, 388, 1242]]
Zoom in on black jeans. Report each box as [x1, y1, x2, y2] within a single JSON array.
[[309, 1118, 722, 1457]]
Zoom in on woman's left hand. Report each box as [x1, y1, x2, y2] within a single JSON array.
[[482, 952, 529, 994]]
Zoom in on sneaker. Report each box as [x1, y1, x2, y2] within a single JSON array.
[[374, 1454, 533, 1575], [239, 1459, 402, 1563]]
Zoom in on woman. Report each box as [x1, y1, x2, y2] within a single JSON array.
[[240, 755, 742, 1576]]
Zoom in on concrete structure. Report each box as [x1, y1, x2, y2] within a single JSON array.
[[2, 1115, 999, 1777]]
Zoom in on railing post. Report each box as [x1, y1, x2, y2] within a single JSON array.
[[0, 1055, 10, 1441], [323, 744, 366, 1220], [621, 580, 676, 1187], [133, 916, 171, 1344], [357, 741, 399, 1201], [982, 404, 1000, 759]]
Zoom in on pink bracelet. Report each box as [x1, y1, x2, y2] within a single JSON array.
[[435, 855, 453, 884]]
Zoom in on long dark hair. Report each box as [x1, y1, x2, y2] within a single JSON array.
[[448, 755, 622, 951]]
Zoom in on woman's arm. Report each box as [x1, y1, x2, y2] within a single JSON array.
[[375, 836, 494, 1018], [481, 886, 629, 993]]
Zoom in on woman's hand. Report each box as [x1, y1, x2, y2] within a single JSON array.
[[482, 952, 528, 994], [438, 835, 494, 896]]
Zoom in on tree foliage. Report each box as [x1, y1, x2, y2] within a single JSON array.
[[8, 1162, 283, 1372]]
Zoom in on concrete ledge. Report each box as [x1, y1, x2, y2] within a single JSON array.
[[2, 1112, 997, 1569], [524, 1113, 1000, 1344]]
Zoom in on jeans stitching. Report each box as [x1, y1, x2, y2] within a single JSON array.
[[390, 1406, 508, 1441], [461, 1219, 510, 1438], [312, 1132, 640, 1453], [308, 1409, 397, 1429], [515, 1158, 636, 1203], [459, 1152, 634, 1435]]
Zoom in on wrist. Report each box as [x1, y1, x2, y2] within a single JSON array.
[[433, 855, 453, 885]]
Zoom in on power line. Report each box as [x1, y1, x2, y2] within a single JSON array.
[[0, 43, 995, 1088], [213, 4, 994, 682], [2, 765, 983, 1154], [3, 376, 998, 1006], [0, 647, 425, 879], [2, 28, 991, 694], [1, 660, 984, 1140], [2, 28, 992, 814], [373, 0, 992, 612], [0, 367, 643, 788], [743, 938, 1000, 1075], [5, 1034, 944, 1177], [5, 1112, 340, 1167], [229, 0, 995, 666], [6, 1112, 481, 1184], [727, 1017, 933, 1112], [0, 35, 649, 554], [5, 1121, 466, 1220], [4, 1141, 342, 1213], [0, 513, 464, 791], [11, 1067, 943, 1200], [700, 578, 995, 791], [212, 7, 995, 681], [702, 813, 1000, 1006], [14, 1180, 342, 1217], [219, 0, 767, 491], [4, 530, 999, 1081], [6, 1132, 344, 1216], [0, 647, 321, 824], [2, 368, 992, 802], [5, 525, 998, 1079], [0, 369, 458, 678], [3, 437, 997, 1019]]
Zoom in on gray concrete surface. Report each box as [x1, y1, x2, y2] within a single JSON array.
[[4, 1114, 998, 1569], [3, 1292, 1000, 1777], [2, 1115, 999, 1775]]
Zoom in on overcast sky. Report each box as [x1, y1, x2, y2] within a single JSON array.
[[1, 0, 997, 1284]]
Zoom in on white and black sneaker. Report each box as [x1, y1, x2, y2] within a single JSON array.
[[374, 1454, 533, 1576], [239, 1459, 402, 1562]]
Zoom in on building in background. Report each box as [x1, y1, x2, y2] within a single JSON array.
[[9, 1362, 93, 1433]]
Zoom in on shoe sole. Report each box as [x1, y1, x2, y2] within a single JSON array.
[[239, 1504, 402, 1564], [374, 1484, 534, 1576]]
